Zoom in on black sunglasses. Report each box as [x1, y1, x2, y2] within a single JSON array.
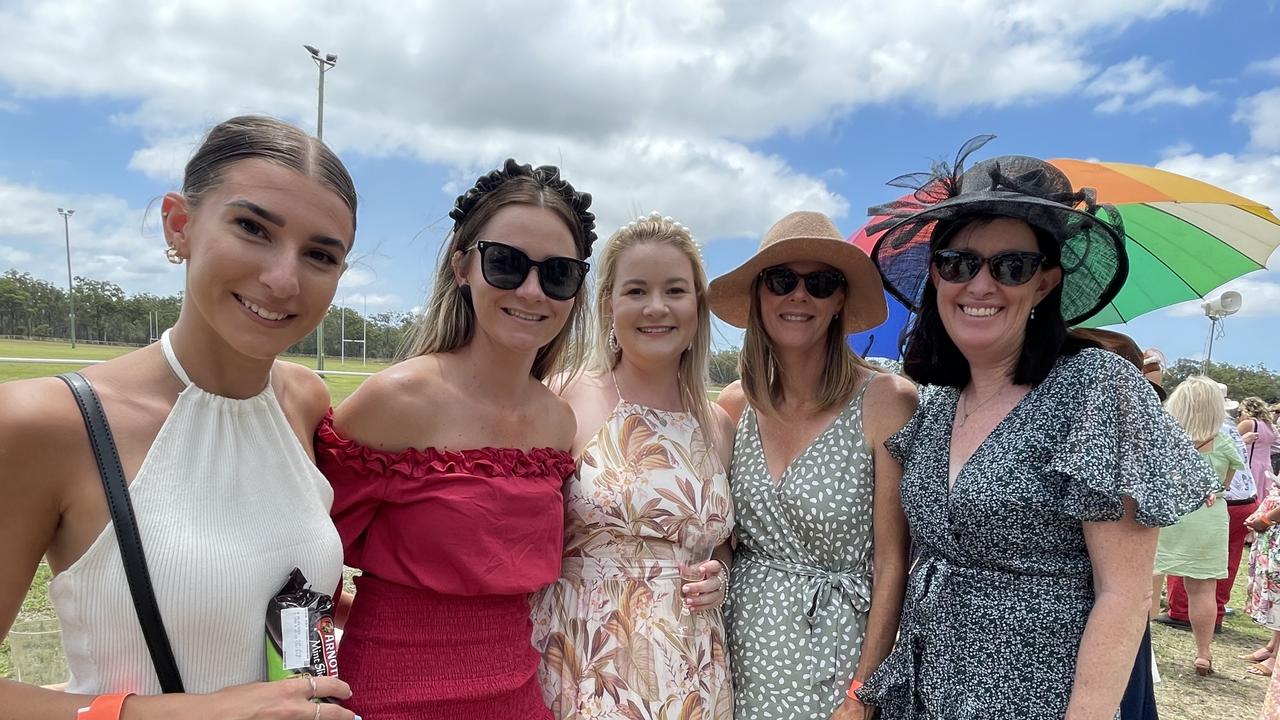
[[759, 266, 846, 299], [468, 241, 589, 301], [932, 249, 1046, 286]]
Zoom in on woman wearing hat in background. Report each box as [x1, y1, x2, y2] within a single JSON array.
[[853, 137, 1218, 719], [711, 211, 917, 720]]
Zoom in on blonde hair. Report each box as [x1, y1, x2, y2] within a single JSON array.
[[590, 214, 716, 449], [739, 275, 880, 415], [1165, 375, 1225, 443], [1241, 397, 1276, 426], [399, 176, 590, 381]]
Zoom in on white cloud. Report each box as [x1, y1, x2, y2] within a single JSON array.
[[0, 178, 179, 294], [0, 0, 1209, 242], [0, 245, 33, 264], [1156, 151, 1280, 212], [1087, 57, 1215, 113], [0, 0, 1220, 308], [1235, 89, 1280, 151], [1247, 56, 1280, 75]]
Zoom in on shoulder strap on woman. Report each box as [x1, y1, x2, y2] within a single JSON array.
[[57, 372, 186, 693]]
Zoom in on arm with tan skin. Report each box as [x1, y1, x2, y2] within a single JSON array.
[[833, 373, 917, 720], [684, 405, 737, 612], [0, 380, 355, 720], [715, 380, 747, 426], [1064, 499, 1156, 720]]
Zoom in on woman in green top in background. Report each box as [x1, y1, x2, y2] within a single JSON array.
[[1154, 375, 1245, 677]]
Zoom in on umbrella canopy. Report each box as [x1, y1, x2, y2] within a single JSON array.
[[1047, 159, 1280, 327], [847, 229, 912, 359], [853, 159, 1280, 351]]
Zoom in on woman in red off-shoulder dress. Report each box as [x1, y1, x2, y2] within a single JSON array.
[[315, 160, 597, 720]]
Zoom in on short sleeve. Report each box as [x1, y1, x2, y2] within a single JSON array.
[[1212, 433, 1246, 474], [1050, 350, 1220, 527], [884, 384, 938, 466]]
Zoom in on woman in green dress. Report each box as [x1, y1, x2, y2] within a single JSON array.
[[1153, 374, 1243, 676], [710, 211, 916, 720]]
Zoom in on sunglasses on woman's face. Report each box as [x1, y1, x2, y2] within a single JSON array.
[[932, 249, 1046, 286], [759, 266, 846, 299], [468, 241, 589, 301]]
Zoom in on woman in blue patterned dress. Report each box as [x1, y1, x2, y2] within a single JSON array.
[[854, 138, 1220, 719]]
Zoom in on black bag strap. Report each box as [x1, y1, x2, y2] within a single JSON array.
[[58, 372, 186, 693]]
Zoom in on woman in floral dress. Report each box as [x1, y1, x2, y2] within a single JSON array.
[[534, 213, 736, 719]]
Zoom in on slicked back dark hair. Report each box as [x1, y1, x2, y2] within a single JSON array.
[[183, 115, 357, 230], [899, 216, 1096, 387]]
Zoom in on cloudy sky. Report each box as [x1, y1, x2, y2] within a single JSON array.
[[1, 0, 1277, 366]]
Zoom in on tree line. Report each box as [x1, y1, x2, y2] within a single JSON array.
[[0, 269, 418, 360]]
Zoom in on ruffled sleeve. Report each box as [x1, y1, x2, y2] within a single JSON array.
[[884, 384, 940, 466], [1050, 349, 1219, 527], [313, 410, 577, 594]]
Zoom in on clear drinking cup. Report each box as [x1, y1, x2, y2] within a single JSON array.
[[674, 522, 717, 637], [9, 616, 69, 687]]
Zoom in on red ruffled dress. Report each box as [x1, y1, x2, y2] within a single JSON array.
[[316, 412, 576, 720]]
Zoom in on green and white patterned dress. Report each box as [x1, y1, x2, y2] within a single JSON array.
[[725, 381, 875, 720]]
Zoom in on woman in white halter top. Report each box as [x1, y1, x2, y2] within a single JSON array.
[[0, 117, 359, 720]]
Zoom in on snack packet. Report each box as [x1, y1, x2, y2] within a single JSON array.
[[265, 567, 339, 683]]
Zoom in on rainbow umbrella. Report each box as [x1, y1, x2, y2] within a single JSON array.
[[851, 160, 1280, 355], [847, 231, 912, 359], [1047, 159, 1280, 327]]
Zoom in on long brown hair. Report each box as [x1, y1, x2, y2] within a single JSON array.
[[399, 174, 591, 381]]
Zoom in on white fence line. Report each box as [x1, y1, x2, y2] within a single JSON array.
[[0, 357, 373, 378]]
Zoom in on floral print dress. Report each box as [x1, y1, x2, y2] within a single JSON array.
[[1247, 481, 1280, 631], [856, 349, 1218, 719], [533, 401, 735, 720]]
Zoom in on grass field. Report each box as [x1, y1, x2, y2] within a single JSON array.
[[2, 555, 1273, 717], [0, 338, 390, 404]]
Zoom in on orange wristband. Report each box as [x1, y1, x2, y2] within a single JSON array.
[[77, 693, 134, 720], [846, 679, 864, 700]]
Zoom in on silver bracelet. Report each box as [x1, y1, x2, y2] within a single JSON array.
[[716, 560, 730, 607]]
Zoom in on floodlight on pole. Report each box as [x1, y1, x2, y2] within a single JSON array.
[[1202, 290, 1242, 374], [304, 43, 338, 371], [57, 208, 77, 349]]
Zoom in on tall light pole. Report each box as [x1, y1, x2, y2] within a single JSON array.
[[305, 44, 338, 371], [56, 208, 76, 349]]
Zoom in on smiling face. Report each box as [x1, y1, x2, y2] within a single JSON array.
[[608, 241, 699, 368], [930, 217, 1061, 365], [163, 158, 354, 360], [755, 260, 845, 353], [454, 203, 580, 355]]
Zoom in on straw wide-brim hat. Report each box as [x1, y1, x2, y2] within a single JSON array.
[[708, 211, 887, 334]]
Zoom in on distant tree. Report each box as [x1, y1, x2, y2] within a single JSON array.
[[1165, 359, 1280, 404], [708, 348, 740, 386]]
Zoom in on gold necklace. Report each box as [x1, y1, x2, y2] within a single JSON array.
[[956, 385, 1007, 427]]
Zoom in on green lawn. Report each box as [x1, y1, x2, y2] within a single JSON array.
[[4, 553, 1274, 718]]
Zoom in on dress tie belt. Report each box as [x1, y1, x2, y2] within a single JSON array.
[[738, 549, 872, 685]]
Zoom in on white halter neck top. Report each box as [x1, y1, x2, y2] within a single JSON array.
[[49, 330, 343, 694]]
